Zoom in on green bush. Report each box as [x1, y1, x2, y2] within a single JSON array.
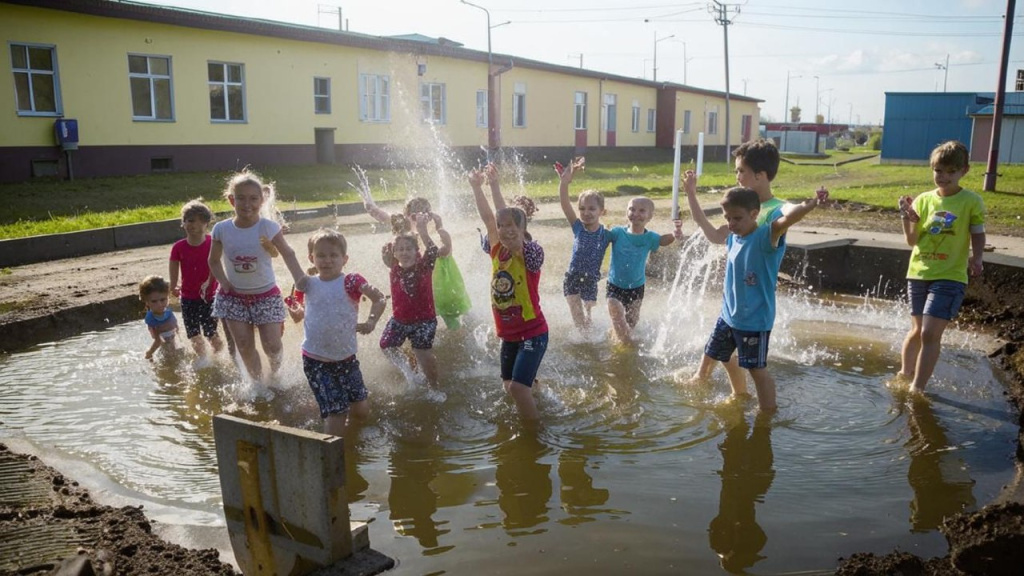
[[868, 133, 883, 150]]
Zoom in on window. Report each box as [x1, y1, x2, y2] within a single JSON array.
[[150, 157, 174, 172], [513, 82, 526, 128], [708, 110, 718, 135], [10, 43, 61, 115], [420, 82, 446, 124], [683, 110, 691, 134], [647, 109, 656, 132], [208, 61, 245, 122], [128, 54, 173, 121], [476, 90, 488, 127], [314, 77, 331, 114], [574, 91, 587, 129], [631, 101, 640, 132], [359, 73, 390, 122]]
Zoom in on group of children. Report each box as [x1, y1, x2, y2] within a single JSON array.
[[137, 138, 985, 429]]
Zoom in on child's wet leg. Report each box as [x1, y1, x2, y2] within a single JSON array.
[[412, 348, 439, 387], [566, 294, 588, 330], [258, 322, 285, 374], [722, 355, 748, 396], [506, 379, 539, 420], [225, 319, 262, 380], [749, 368, 777, 413], [607, 299, 634, 344], [899, 315, 923, 380], [910, 315, 949, 392]]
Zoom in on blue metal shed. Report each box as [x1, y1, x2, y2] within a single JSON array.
[[881, 92, 993, 163]]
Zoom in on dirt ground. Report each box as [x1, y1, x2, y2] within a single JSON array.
[[1, 202, 1023, 575]]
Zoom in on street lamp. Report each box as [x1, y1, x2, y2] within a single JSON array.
[[784, 71, 802, 123], [935, 54, 949, 92], [653, 32, 674, 82], [813, 75, 820, 122], [669, 39, 691, 85], [461, 0, 509, 154]]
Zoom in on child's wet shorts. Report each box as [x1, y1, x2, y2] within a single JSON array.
[[907, 279, 966, 321], [180, 298, 219, 339], [704, 316, 771, 370], [379, 318, 438, 350], [606, 282, 645, 307], [500, 332, 548, 387], [302, 354, 368, 418], [563, 271, 600, 302], [212, 286, 286, 325]]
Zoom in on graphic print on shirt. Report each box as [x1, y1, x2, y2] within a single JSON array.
[[745, 271, 758, 286], [927, 211, 957, 236], [232, 255, 258, 274]]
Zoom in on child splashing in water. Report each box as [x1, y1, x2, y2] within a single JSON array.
[[140, 275, 179, 360], [208, 171, 307, 383], [169, 198, 225, 359], [556, 156, 610, 333], [469, 163, 548, 422], [379, 212, 450, 396], [355, 168, 472, 330], [288, 228, 386, 437]]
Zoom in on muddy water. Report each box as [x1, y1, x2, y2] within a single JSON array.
[[0, 217, 1017, 575]]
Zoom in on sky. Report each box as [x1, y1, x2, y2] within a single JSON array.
[[140, 0, 1024, 126]]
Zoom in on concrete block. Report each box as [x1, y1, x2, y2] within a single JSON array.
[[213, 414, 355, 575], [0, 228, 114, 268], [113, 219, 182, 249]]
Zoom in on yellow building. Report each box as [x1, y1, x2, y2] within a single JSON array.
[[1, 0, 762, 183]]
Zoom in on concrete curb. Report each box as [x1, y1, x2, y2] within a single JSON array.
[[0, 203, 366, 268]]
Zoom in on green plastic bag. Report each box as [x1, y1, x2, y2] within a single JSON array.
[[433, 255, 472, 330]]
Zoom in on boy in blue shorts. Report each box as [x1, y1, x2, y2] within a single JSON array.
[[606, 196, 683, 345], [684, 170, 828, 412], [897, 140, 985, 392]]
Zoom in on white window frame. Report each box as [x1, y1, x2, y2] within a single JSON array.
[[574, 91, 587, 130], [647, 108, 656, 133], [10, 42, 62, 116], [631, 100, 640, 133], [708, 110, 719, 135], [513, 82, 527, 128], [359, 73, 390, 122], [208, 61, 245, 122], [420, 82, 446, 124], [128, 54, 173, 121], [314, 77, 331, 114], [476, 89, 488, 127], [683, 110, 691, 134]]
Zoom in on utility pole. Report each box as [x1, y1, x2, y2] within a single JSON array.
[[985, 0, 1016, 192], [653, 32, 674, 83], [785, 70, 801, 124], [709, 1, 740, 159], [935, 54, 949, 92]]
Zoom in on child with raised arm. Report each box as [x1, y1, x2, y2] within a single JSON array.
[[684, 170, 828, 412], [140, 275, 178, 360], [287, 228, 386, 436], [361, 192, 471, 331], [557, 156, 610, 332], [605, 197, 683, 346], [379, 212, 450, 393], [468, 163, 548, 421], [897, 140, 985, 392], [208, 172, 307, 382], [169, 199, 225, 358]]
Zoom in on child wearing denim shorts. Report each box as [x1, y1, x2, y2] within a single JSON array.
[[897, 140, 986, 392]]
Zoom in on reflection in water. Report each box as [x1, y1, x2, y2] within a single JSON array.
[[905, 396, 976, 532], [557, 448, 610, 526], [709, 413, 775, 573], [387, 439, 449, 553], [494, 428, 553, 535]]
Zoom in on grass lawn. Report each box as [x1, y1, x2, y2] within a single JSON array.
[[1, 154, 1022, 239]]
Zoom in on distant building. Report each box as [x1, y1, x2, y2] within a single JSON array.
[[1, 0, 762, 182], [882, 91, 1024, 164]]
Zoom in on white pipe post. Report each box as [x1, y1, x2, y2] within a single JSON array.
[[671, 129, 683, 219], [696, 132, 705, 176]]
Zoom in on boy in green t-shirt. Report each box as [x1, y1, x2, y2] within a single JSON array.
[[897, 140, 986, 392]]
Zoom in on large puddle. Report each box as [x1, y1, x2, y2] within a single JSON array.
[[0, 215, 1017, 575]]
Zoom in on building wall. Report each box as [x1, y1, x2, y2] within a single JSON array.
[[881, 93, 979, 163], [0, 1, 763, 181]]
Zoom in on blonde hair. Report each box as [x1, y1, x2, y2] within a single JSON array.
[[139, 275, 170, 299], [930, 140, 969, 170], [629, 196, 655, 214], [307, 228, 347, 256], [223, 170, 263, 200]]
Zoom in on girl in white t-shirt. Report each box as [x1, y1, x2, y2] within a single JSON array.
[[209, 172, 306, 381]]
